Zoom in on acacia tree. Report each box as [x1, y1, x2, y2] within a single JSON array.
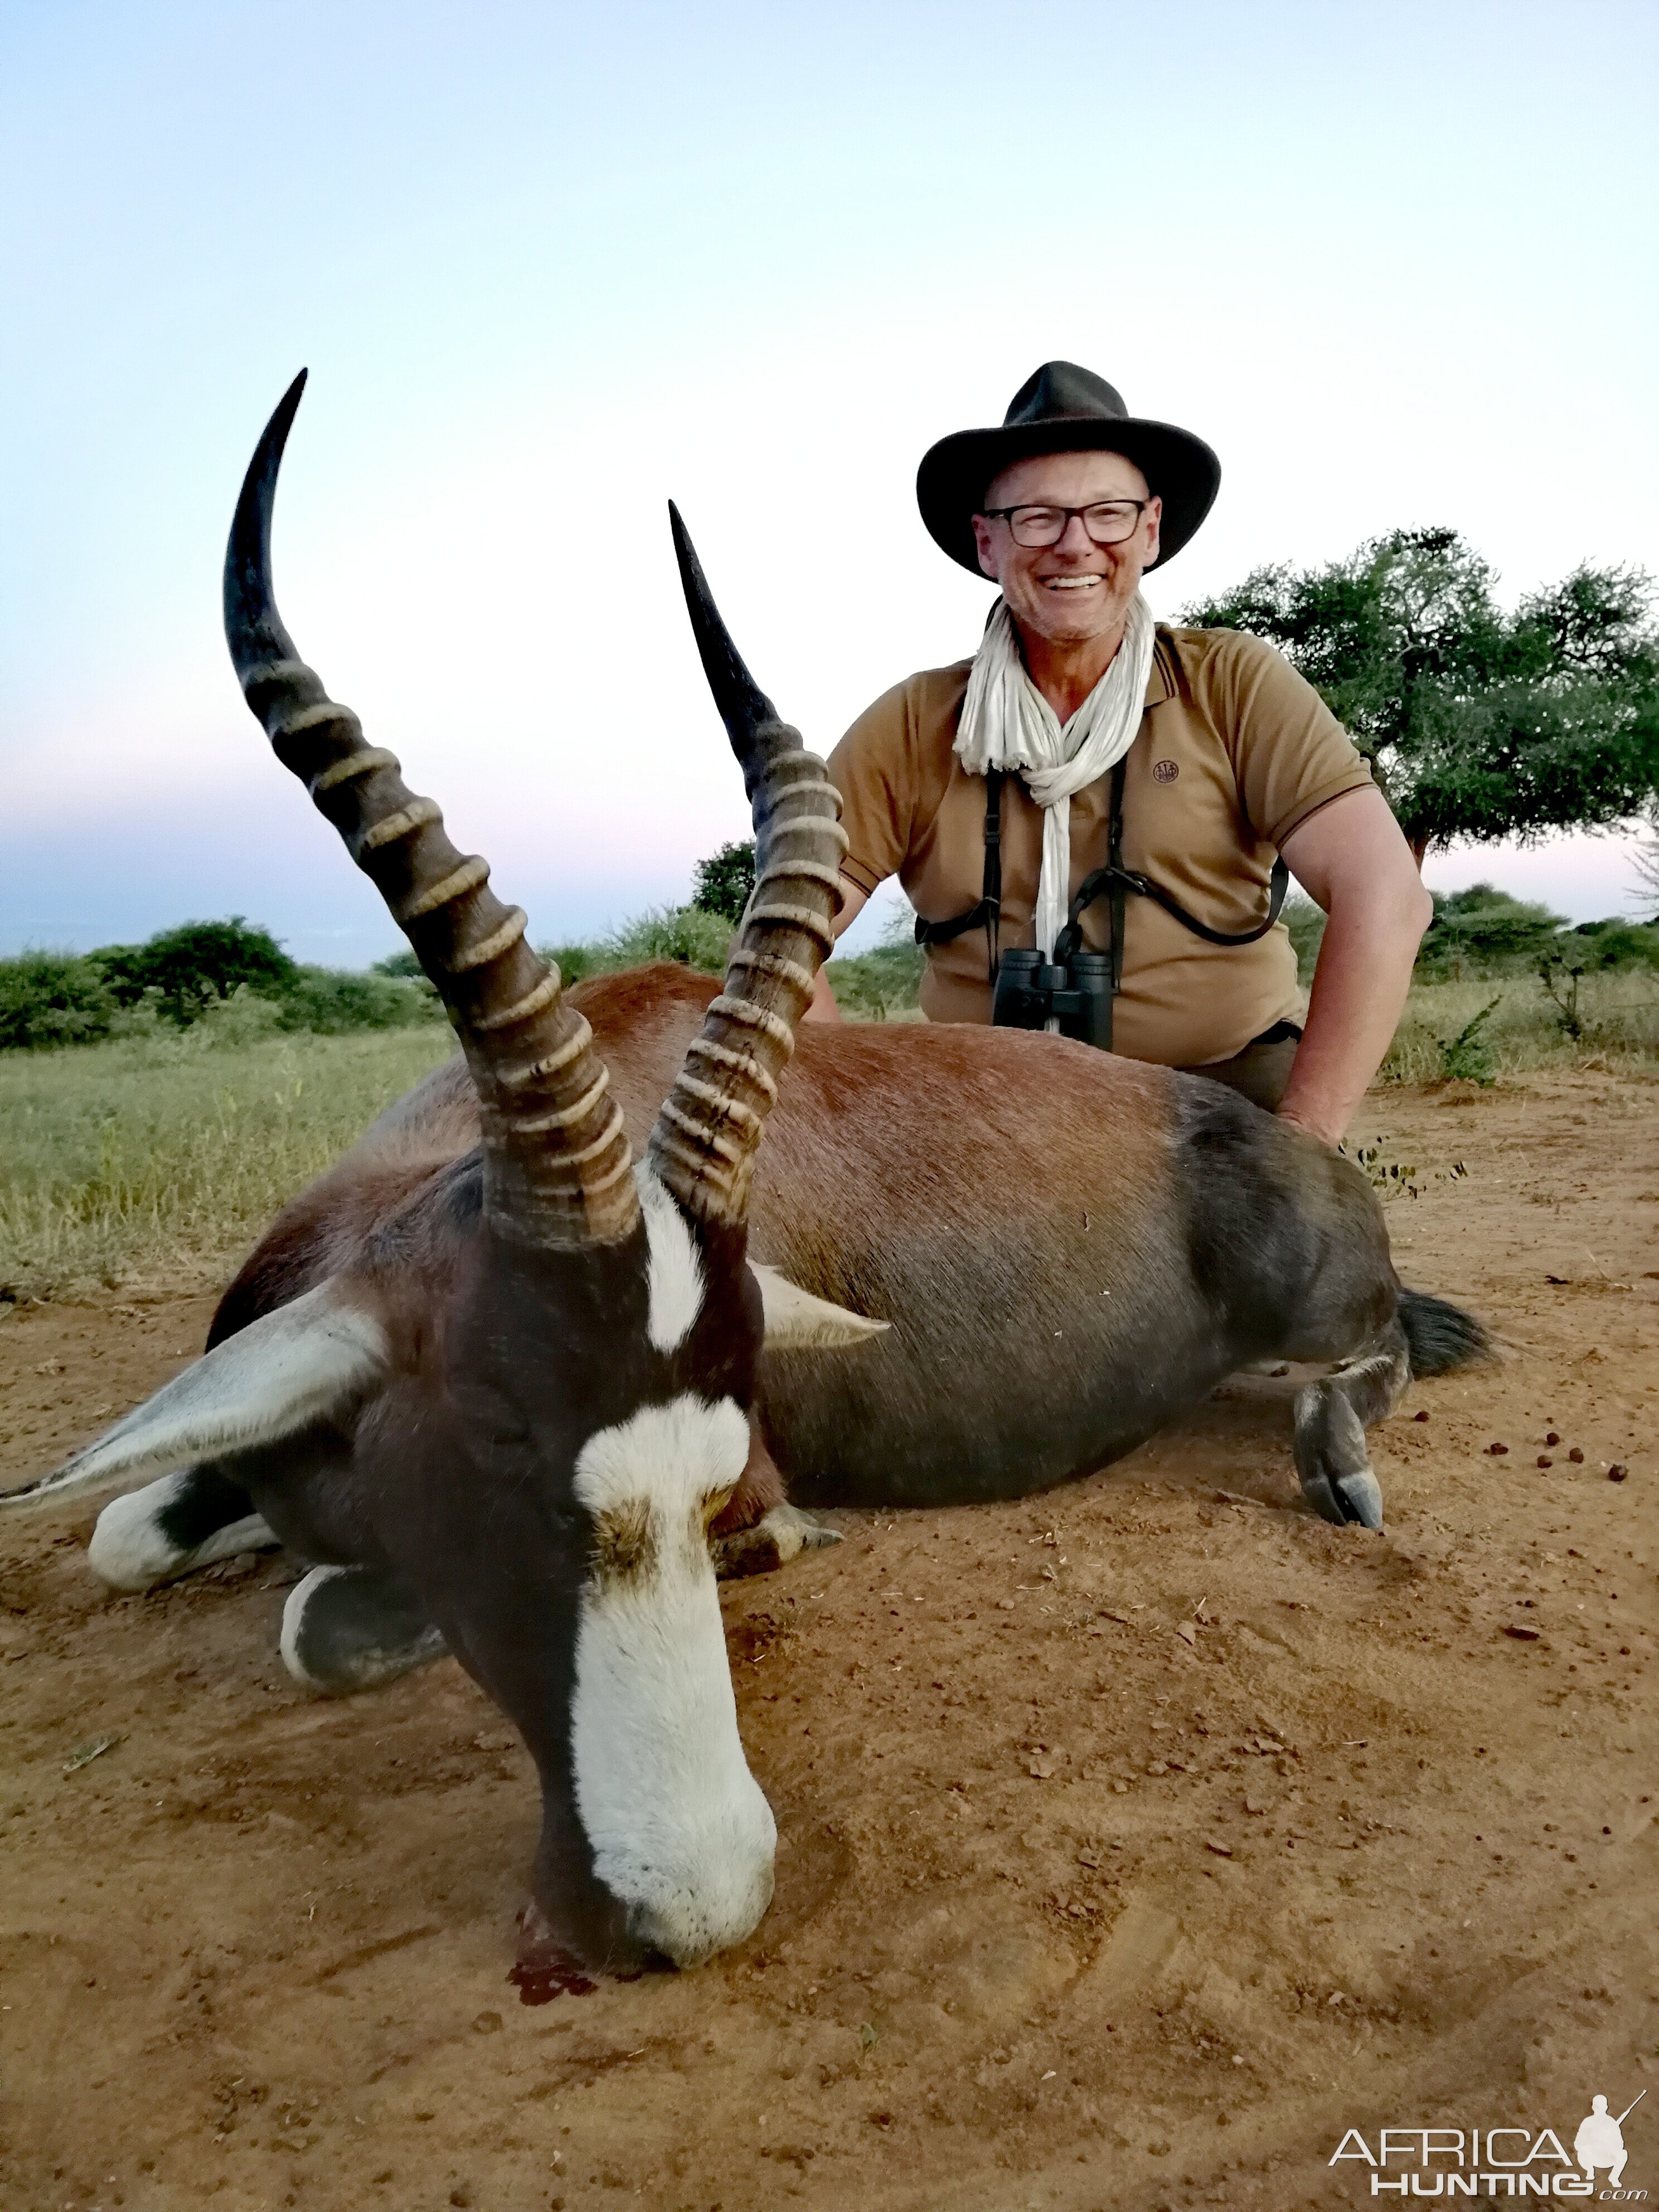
[[1185, 529, 1659, 859]]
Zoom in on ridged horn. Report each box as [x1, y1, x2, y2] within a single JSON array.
[[648, 506, 846, 1223], [224, 372, 637, 1248]]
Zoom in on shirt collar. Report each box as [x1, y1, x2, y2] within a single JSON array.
[[1143, 626, 1175, 709]]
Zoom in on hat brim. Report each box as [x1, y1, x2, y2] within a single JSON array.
[[916, 415, 1221, 576]]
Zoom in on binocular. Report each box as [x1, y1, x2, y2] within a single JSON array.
[[991, 948, 1115, 1048]]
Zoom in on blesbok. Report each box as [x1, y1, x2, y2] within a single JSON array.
[[5, 376, 1488, 1986], [3, 373, 887, 1988]]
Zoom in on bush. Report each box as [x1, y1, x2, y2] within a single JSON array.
[[275, 967, 444, 1035], [538, 941, 601, 987], [0, 952, 117, 1051], [93, 916, 298, 1023], [1415, 884, 1565, 978], [1567, 916, 1659, 969], [826, 914, 926, 1019], [599, 904, 734, 974], [1437, 996, 1503, 1083]]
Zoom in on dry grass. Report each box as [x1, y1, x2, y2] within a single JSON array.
[[2, 968, 1655, 1307], [0, 1023, 454, 1303], [1380, 970, 1659, 1083]]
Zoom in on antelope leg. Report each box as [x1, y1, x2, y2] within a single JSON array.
[[88, 1466, 279, 1592], [712, 1504, 843, 1579], [280, 1565, 448, 1694], [1291, 1328, 1410, 1530]]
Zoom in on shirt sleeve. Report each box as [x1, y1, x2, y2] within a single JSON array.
[[1207, 631, 1374, 848], [825, 678, 919, 900]]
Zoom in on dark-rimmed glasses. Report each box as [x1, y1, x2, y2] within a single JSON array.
[[979, 499, 1150, 549]]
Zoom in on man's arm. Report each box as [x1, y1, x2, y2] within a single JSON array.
[[1275, 785, 1432, 1146], [802, 877, 871, 1023]]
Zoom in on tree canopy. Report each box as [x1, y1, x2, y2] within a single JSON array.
[[1185, 530, 1659, 854], [691, 839, 757, 924]]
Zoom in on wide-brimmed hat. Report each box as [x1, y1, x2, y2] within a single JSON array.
[[916, 361, 1221, 576]]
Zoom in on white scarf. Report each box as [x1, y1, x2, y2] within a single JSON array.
[[954, 591, 1156, 968]]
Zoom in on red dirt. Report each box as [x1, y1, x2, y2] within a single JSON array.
[[1, 1070, 1655, 2212]]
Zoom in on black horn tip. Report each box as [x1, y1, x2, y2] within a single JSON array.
[[224, 370, 311, 679], [668, 501, 778, 739]]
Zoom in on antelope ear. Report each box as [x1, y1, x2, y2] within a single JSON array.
[[0, 1279, 389, 1512], [753, 1265, 890, 1351]]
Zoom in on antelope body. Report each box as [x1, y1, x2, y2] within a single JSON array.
[[173, 956, 1478, 1530]]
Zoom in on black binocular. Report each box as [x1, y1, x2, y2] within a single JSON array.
[[991, 948, 1115, 1047]]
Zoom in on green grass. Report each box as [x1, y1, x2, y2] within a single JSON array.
[[0, 1022, 455, 1303], [3, 965, 1654, 1307]]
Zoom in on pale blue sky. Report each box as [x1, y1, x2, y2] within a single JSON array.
[[3, 1, 1656, 963]]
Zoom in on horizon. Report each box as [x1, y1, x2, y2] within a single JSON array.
[[3, 1, 1655, 963]]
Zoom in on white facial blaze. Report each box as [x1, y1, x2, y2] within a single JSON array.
[[569, 1396, 774, 1966], [636, 1163, 705, 1353]]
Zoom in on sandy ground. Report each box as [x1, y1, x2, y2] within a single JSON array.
[[1, 1069, 1655, 2212]]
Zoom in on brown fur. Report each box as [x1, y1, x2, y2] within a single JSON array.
[[214, 962, 1405, 1512]]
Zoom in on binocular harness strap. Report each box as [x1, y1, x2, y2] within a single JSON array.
[[914, 769, 1005, 980], [914, 758, 1292, 1050]]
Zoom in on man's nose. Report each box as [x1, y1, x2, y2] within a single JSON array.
[[1052, 513, 1097, 556]]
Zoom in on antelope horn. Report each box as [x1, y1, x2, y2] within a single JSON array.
[[224, 372, 637, 1248], [648, 506, 846, 1223]]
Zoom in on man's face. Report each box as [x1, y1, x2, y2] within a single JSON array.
[[971, 449, 1160, 648]]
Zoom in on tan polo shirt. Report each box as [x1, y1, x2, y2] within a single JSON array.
[[828, 624, 1372, 1068]]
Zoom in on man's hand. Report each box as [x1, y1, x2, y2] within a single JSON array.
[[802, 875, 870, 1024], [1276, 786, 1432, 1147]]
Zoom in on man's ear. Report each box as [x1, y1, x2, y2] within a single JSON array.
[[971, 511, 1000, 580], [1142, 491, 1162, 566], [0, 1278, 390, 1512], [752, 1265, 890, 1351]]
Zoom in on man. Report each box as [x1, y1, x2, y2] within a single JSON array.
[[808, 362, 1432, 1147]]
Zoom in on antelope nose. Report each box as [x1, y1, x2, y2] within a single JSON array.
[[629, 1846, 775, 1970]]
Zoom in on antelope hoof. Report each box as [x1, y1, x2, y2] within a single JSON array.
[[280, 1564, 448, 1695], [711, 1503, 842, 1580], [1302, 1467, 1385, 1530]]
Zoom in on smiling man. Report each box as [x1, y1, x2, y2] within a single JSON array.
[[811, 361, 1431, 1146]]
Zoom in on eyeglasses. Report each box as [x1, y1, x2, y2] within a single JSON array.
[[979, 499, 1151, 549]]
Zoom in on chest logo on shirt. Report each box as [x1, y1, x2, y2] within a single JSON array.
[[1152, 758, 1180, 784]]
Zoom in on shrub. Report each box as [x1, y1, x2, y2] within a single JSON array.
[[93, 917, 298, 1024], [1415, 885, 1566, 978], [539, 942, 601, 987], [826, 915, 925, 1019], [599, 904, 734, 974], [1437, 996, 1502, 1083], [275, 967, 444, 1035], [0, 952, 117, 1051], [1567, 916, 1659, 969]]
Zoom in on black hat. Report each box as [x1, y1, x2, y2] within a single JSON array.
[[916, 361, 1221, 576]]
